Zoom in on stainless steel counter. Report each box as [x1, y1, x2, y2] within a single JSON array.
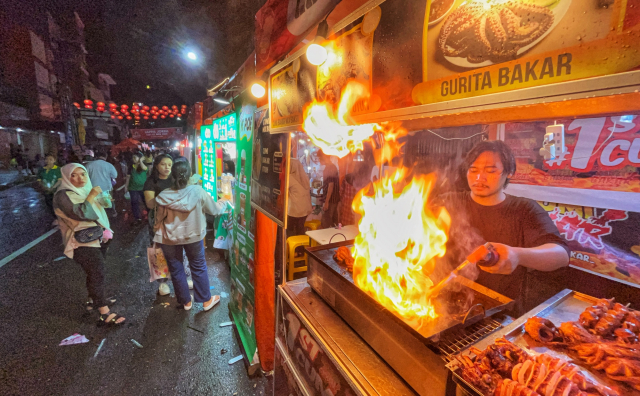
[[280, 279, 418, 396]]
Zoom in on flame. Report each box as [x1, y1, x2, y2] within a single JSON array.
[[302, 80, 379, 158], [300, 76, 451, 328], [352, 169, 451, 327]]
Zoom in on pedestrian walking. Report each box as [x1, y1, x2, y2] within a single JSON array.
[[36, 154, 62, 219], [153, 161, 227, 311], [53, 163, 125, 327], [144, 154, 193, 295], [85, 149, 118, 217], [124, 151, 147, 221]]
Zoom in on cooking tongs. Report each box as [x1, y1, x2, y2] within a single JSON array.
[[429, 243, 499, 298]]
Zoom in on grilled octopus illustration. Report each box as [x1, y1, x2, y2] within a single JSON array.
[[438, 1, 554, 63]]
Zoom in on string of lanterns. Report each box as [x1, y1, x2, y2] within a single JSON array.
[[74, 100, 187, 121]]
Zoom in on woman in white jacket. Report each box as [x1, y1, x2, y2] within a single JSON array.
[[153, 161, 227, 311]]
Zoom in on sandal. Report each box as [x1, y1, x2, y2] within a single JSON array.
[[203, 295, 220, 312], [97, 311, 126, 327], [85, 297, 117, 311]]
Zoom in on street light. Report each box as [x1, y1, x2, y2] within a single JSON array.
[[306, 19, 329, 66], [187, 52, 197, 61]]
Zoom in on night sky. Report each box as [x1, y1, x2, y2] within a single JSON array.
[[14, 0, 266, 106]]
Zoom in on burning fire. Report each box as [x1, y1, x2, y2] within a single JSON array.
[[352, 170, 451, 327], [301, 78, 451, 327], [302, 80, 379, 158]]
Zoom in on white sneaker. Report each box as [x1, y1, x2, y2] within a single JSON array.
[[158, 282, 170, 296], [187, 279, 194, 290]]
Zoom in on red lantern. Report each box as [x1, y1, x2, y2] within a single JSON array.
[[109, 102, 117, 108], [126, 116, 132, 120], [161, 105, 168, 111], [121, 104, 129, 110], [171, 105, 178, 109], [73, 102, 81, 108], [97, 107, 105, 112], [143, 116, 149, 120], [115, 111, 121, 115], [97, 102, 105, 108], [152, 115, 158, 119], [135, 116, 140, 120], [84, 99, 93, 106], [169, 114, 174, 118], [111, 115, 116, 119], [160, 115, 166, 119], [181, 104, 186, 108], [84, 105, 92, 109], [132, 105, 139, 110], [151, 106, 158, 111], [181, 109, 186, 114], [117, 115, 123, 120], [142, 105, 149, 111]]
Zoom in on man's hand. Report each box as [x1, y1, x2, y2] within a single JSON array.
[[478, 243, 520, 275]]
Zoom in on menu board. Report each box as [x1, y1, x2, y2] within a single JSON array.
[[228, 94, 258, 365], [200, 113, 238, 201], [251, 107, 290, 227]]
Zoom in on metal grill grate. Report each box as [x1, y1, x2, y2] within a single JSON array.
[[435, 317, 503, 362]]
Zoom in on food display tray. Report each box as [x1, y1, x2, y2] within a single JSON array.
[[447, 289, 638, 396]]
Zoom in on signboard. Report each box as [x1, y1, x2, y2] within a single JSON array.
[[269, 0, 640, 128], [202, 113, 237, 142], [270, 57, 316, 130], [539, 201, 640, 288], [251, 108, 290, 227], [130, 127, 184, 140], [229, 93, 259, 365]]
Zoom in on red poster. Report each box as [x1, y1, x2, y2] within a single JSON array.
[[507, 115, 640, 193], [538, 201, 640, 288], [130, 127, 184, 140]]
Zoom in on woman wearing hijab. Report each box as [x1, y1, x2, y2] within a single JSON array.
[[53, 163, 125, 326], [153, 161, 228, 311]]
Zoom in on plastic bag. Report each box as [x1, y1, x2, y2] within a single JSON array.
[[147, 243, 169, 282], [124, 191, 131, 200]]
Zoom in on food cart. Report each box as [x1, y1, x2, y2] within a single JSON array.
[[250, 0, 640, 394]]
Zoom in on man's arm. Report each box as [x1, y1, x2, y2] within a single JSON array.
[[144, 191, 156, 209], [480, 243, 569, 275], [124, 175, 131, 192], [323, 182, 334, 211], [138, 161, 147, 171]]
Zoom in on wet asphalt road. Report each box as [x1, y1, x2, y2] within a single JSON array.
[[0, 186, 270, 396]]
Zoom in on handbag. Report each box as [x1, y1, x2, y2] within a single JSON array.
[[147, 243, 169, 282], [74, 225, 104, 243]]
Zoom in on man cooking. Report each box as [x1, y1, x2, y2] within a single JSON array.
[[438, 140, 570, 315]]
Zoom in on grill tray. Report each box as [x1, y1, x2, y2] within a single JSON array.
[[306, 240, 514, 395]]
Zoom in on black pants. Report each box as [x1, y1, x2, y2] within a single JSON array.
[[43, 193, 54, 217], [74, 242, 110, 307], [287, 215, 307, 237], [321, 202, 339, 229]]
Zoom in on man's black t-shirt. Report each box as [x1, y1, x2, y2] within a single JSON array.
[[143, 177, 173, 196], [439, 192, 570, 314]]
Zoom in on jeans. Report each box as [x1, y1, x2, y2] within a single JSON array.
[[159, 240, 210, 305], [129, 190, 145, 220], [74, 242, 110, 307]]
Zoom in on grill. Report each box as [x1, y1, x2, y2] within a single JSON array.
[[306, 241, 512, 396]]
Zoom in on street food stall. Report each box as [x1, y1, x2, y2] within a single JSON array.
[[200, 112, 237, 201], [249, 0, 640, 394]]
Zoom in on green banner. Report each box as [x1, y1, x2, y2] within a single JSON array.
[[229, 93, 258, 364]]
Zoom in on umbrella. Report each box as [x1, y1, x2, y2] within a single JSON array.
[[111, 138, 142, 154]]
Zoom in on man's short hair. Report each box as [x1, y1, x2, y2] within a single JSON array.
[[464, 140, 516, 187]]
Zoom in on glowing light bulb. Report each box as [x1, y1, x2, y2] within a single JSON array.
[[251, 81, 266, 98], [306, 43, 327, 66]]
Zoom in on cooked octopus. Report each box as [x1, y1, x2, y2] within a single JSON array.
[[534, 354, 619, 395], [592, 358, 640, 391], [457, 354, 501, 395], [525, 317, 560, 343], [438, 1, 554, 63], [494, 378, 541, 396], [570, 342, 640, 365], [470, 338, 529, 378], [512, 361, 590, 396]]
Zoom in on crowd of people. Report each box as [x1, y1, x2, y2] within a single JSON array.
[[27, 144, 230, 327]]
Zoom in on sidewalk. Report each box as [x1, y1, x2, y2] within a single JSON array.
[[0, 169, 37, 191]]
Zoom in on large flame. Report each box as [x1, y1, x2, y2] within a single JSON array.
[[352, 169, 451, 327], [301, 77, 451, 328], [302, 80, 379, 158]]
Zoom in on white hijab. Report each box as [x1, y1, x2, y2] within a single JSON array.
[[59, 163, 111, 230]]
